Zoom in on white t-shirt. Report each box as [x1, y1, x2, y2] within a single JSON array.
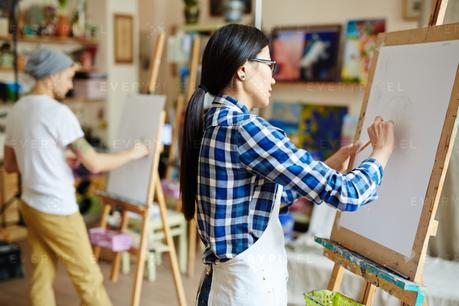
[[5, 95, 84, 215]]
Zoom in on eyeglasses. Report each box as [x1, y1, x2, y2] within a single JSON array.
[[249, 58, 278, 76]]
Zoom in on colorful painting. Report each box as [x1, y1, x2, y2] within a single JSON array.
[[341, 19, 386, 85], [298, 104, 348, 160], [268, 102, 302, 137], [272, 25, 341, 82]]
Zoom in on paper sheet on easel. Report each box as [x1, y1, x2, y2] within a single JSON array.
[[106, 94, 166, 205], [338, 40, 459, 257]]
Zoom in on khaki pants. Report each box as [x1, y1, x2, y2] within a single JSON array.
[[20, 202, 112, 306]]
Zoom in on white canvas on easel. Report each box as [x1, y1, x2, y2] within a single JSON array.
[[328, 21, 459, 283], [318, 4, 457, 306], [338, 40, 459, 258], [106, 94, 166, 204]]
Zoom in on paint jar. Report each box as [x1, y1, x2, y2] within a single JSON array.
[[223, 0, 245, 22]]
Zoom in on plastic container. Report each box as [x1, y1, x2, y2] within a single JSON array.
[[89, 227, 132, 252], [304, 290, 363, 306]]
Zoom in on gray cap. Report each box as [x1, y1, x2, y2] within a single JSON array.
[[25, 48, 74, 80]]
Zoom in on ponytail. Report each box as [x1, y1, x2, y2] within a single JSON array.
[[180, 87, 207, 220]]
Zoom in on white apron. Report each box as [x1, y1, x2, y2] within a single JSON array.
[[206, 186, 288, 306]]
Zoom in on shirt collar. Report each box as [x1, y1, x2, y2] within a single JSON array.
[[213, 95, 251, 115]]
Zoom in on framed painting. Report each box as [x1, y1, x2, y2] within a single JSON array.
[[297, 104, 348, 160], [403, 0, 422, 21], [114, 14, 133, 64], [271, 25, 342, 82], [341, 19, 386, 85]]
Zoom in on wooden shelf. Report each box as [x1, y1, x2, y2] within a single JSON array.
[[0, 67, 17, 73], [181, 24, 225, 33], [0, 34, 98, 46], [0, 67, 100, 74], [275, 81, 365, 89], [63, 98, 105, 104]]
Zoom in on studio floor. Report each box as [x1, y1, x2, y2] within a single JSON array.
[[0, 240, 204, 306]]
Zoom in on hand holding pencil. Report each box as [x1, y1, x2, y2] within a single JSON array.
[[328, 116, 394, 172], [358, 116, 395, 169]]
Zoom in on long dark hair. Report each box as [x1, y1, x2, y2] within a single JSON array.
[[180, 24, 269, 220]]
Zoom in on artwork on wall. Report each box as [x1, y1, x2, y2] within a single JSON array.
[[209, 0, 252, 16], [268, 102, 348, 161], [268, 102, 302, 139], [114, 14, 134, 64], [297, 104, 348, 160], [271, 25, 342, 82], [403, 0, 422, 21], [341, 19, 386, 85]]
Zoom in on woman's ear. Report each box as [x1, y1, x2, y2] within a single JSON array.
[[236, 65, 247, 81]]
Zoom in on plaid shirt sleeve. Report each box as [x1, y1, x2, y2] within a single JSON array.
[[281, 188, 298, 206], [236, 117, 384, 212]]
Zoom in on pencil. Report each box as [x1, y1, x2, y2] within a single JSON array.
[[358, 140, 371, 153]]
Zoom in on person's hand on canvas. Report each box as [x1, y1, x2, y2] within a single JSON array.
[[129, 142, 150, 160], [368, 116, 395, 168], [324, 143, 360, 173]]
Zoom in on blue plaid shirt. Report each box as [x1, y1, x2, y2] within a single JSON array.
[[197, 95, 383, 264]]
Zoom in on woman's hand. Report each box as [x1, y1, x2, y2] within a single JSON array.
[[368, 116, 395, 168], [324, 143, 360, 173]]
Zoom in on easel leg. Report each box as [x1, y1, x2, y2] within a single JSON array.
[[110, 210, 129, 282], [156, 178, 187, 306], [360, 282, 376, 306], [131, 210, 150, 306], [327, 263, 344, 291], [94, 204, 111, 260], [187, 217, 197, 277]]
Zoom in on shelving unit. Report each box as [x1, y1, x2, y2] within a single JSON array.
[[0, 34, 98, 46], [273, 81, 365, 90], [0, 34, 99, 75], [0, 67, 16, 73], [181, 23, 225, 33]]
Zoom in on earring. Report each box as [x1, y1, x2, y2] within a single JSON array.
[[240, 74, 246, 80]]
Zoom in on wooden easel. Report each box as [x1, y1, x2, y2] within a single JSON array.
[[185, 34, 201, 277], [162, 33, 202, 276], [164, 94, 185, 181], [145, 31, 166, 94], [320, 1, 451, 305], [164, 32, 202, 179], [94, 31, 187, 306]]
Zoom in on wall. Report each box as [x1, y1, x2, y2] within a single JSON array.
[[87, 0, 139, 147], [0, 0, 139, 148], [262, 0, 418, 115], [139, 0, 418, 116]]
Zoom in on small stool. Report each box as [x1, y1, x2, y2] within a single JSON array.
[[121, 207, 187, 281]]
